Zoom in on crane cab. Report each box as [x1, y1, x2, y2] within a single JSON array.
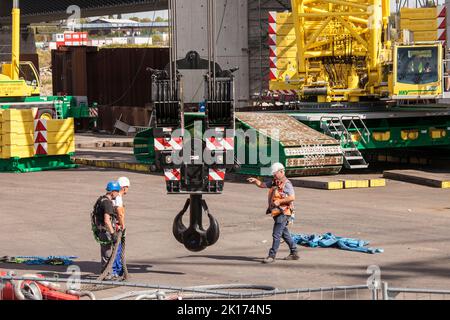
[[392, 44, 443, 100], [0, 61, 41, 97]]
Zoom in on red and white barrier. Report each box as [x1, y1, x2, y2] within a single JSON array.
[[164, 168, 181, 181], [208, 168, 226, 181], [154, 137, 183, 151], [205, 137, 234, 151]]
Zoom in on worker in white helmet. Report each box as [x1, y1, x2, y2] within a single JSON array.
[[248, 162, 299, 264], [115, 177, 130, 230], [111, 176, 130, 279]]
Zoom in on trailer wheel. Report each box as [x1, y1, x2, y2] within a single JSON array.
[[38, 109, 54, 120]]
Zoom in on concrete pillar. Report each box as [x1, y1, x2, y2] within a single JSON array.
[[175, 0, 249, 107]]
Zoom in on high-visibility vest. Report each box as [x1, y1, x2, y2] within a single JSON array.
[[268, 180, 293, 217]]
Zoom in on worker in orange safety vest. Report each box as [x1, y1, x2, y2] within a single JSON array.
[[248, 162, 299, 264]]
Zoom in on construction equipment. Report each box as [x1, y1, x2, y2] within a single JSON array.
[[0, 0, 97, 121], [148, 0, 237, 251], [265, 1, 450, 168], [269, 0, 443, 102]]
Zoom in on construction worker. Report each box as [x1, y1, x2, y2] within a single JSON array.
[[91, 181, 121, 274], [248, 162, 299, 264], [111, 177, 131, 278], [115, 177, 130, 229]]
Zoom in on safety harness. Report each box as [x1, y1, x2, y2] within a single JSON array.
[[91, 196, 117, 245]]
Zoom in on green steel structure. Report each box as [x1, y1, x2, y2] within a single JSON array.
[[134, 106, 450, 177]]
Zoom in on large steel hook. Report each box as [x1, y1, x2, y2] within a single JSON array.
[[172, 195, 220, 252]]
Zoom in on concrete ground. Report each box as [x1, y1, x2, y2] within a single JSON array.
[[1, 166, 450, 299]]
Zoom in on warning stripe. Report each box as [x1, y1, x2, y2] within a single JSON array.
[[270, 68, 278, 80], [34, 119, 47, 132], [34, 131, 48, 143], [154, 137, 183, 151], [206, 137, 234, 151], [438, 28, 446, 41], [164, 169, 181, 181], [89, 108, 99, 117], [270, 90, 298, 96], [270, 56, 277, 68], [34, 143, 48, 155], [268, 34, 276, 46], [269, 11, 277, 23], [269, 12, 278, 81], [208, 169, 226, 181], [438, 5, 446, 18], [34, 118, 48, 155]]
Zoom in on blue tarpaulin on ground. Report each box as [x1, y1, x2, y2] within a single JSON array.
[[15, 256, 77, 265], [291, 233, 384, 254]]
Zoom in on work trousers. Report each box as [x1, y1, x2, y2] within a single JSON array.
[[269, 214, 297, 258], [112, 243, 123, 276], [100, 243, 112, 272]]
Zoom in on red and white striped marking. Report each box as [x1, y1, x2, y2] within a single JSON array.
[[34, 112, 48, 155], [89, 107, 99, 118], [205, 137, 234, 151], [154, 137, 183, 151], [269, 12, 278, 80], [208, 168, 226, 181], [437, 5, 447, 44], [164, 168, 181, 181]]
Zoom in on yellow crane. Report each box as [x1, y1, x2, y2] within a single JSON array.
[[0, 0, 40, 97], [269, 0, 443, 102]]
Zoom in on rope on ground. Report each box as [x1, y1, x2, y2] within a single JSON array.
[[81, 229, 127, 292]]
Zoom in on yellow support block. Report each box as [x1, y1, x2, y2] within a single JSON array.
[[46, 118, 74, 133], [369, 179, 386, 187], [1, 121, 34, 134], [2, 109, 34, 122], [400, 7, 437, 20], [400, 18, 437, 32], [328, 181, 344, 190], [47, 141, 75, 156], [1, 145, 34, 159], [0, 132, 34, 146], [342, 180, 369, 189], [442, 181, 450, 189], [47, 131, 74, 144]]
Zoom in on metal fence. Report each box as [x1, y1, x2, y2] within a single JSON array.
[[381, 282, 450, 300], [1, 274, 450, 300], [0, 275, 373, 300]]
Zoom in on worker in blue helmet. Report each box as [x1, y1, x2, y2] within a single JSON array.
[[91, 181, 121, 277]]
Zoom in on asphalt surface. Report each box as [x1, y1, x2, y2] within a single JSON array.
[[1, 167, 450, 299]]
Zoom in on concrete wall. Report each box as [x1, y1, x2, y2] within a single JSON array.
[[176, 0, 249, 107]]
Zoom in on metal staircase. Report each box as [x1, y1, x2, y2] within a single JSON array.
[[54, 100, 64, 119], [320, 115, 370, 169]]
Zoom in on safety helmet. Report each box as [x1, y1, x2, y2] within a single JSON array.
[[117, 177, 130, 188], [271, 162, 285, 175], [106, 181, 121, 192]]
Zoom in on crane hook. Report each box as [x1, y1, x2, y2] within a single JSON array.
[[172, 195, 220, 252]]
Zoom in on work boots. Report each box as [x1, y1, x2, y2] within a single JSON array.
[[284, 251, 300, 260], [262, 256, 275, 264]]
